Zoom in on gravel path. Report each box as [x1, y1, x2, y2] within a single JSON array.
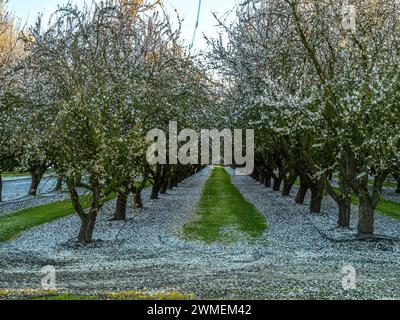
[[228, 169, 400, 299], [0, 167, 399, 300]]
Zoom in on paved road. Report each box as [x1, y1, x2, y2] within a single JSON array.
[[1, 175, 57, 202]]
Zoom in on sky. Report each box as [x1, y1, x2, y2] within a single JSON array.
[[7, 0, 239, 52]]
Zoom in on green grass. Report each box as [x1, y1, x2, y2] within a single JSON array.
[[0, 194, 96, 243], [1, 169, 57, 178], [0, 289, 195, 300], [293, 181, 400, 220], [0, 181, 152, 243], [183, 167, 268, 244], [332, 175, 398, 189], [0, 180, 152, 243], [1, 170, 59, 179], [33, 294, 99, 301], [375, 199, 400, 220], [381, 180, 398, 188], [342, 188, 400, 220], [1, 172, 30, 178]]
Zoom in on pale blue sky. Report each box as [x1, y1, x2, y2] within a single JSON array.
[[7, 0, 238, 52]]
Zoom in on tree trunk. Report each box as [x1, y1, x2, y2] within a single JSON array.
[[167, 177, 174, 190], [295, 184, 308, 204], [133, 188, 143, 208], [272, 177, 282, 192], [282, 175, 297, 196], [55, 176, 63, 192], [113, 192, 128, 221], [150, 187, 158, 199], [253, 171, 260, 182], [68, 183, 101, 244], [29, 171, 40, 196], [396, 180, 400, 194], [0, 172, 2, 202], [336, 175, 352, 228], [78, 213, 98, 244], [264, 174, 272, 188], [150, 183, 162, 199], [357, 195, 374, 237], [337, 196, 351, 228], [29, 167, 46, 196], [310, 182, 324, 213], [160, 181, 168, 195]]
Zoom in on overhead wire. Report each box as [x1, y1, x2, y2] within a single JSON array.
[[190, 0, 202, 51]]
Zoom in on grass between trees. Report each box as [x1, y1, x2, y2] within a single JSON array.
[[326, 185, 400, 221], [332, 175, 398, 189], [293, 180, 400, 221], [183, 167, 268, 243], [345, 190, 400, 221]]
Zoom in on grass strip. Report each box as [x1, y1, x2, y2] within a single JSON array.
[[1, 172, 30, 178], [294, 179, 400, 221], [0, 289, 194, 300], [183, 167, 268, 244], [342, 189, 400, 220]]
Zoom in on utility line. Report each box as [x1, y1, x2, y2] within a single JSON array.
[[190, 0, 202, 51]]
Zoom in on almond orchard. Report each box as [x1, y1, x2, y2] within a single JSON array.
[[0, 0, 399, 300]]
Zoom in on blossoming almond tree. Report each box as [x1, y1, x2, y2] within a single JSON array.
[[284, 0, 400, 236], [14, 0, 211, 242], [23, 0, 183, 243], [209, 0, 400, 237]]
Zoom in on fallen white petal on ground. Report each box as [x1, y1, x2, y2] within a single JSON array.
[[0, 167, 399, 299]]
